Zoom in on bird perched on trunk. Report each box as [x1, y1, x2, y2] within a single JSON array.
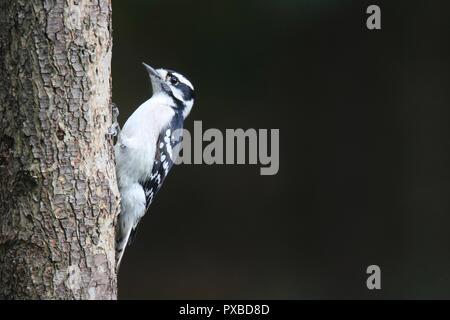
[[114, 63, 195, 269]]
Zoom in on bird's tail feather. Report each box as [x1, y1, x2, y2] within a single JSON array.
[[116, 227, 133, 272]]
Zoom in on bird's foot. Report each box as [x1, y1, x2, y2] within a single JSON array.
[[106, 102, 121, 142], [107, 122, 120, 138]]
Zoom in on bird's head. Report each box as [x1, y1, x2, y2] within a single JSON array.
[[143, 62, 195, 118]]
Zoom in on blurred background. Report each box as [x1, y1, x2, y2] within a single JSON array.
[[112, 0, 450, 299]]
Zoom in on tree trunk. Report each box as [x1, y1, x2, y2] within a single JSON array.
[[0, 0, 119, 299]]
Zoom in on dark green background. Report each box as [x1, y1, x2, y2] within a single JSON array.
[[112, 0, 450, 299]]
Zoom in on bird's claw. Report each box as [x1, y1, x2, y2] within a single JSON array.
[[106, 102, 121, 142], [107, 122, 120, 139]]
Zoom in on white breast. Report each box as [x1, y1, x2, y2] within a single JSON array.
[[115, 94, 175, 188]]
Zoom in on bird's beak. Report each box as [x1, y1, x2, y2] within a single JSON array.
[[143, 62, 166, 94], [142, 62, 161, 80]]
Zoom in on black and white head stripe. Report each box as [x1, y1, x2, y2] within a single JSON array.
[[166, 70, 194, 91], [157, 69, 194, 95], [157, 69, 195, 103], [143, 63, 195, 118]]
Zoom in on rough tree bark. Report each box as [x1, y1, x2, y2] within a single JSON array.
[[0, 0, 119, 299]]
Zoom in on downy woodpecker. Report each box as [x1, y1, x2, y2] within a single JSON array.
[[114, 63, 195, 269]]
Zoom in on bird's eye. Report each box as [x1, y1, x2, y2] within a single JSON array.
[[169, 75, 179, 85]]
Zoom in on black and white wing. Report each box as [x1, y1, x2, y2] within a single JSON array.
[[127, 118, 183, 244], [144, 114, 185, 208], [141, 126, 182, 211]]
